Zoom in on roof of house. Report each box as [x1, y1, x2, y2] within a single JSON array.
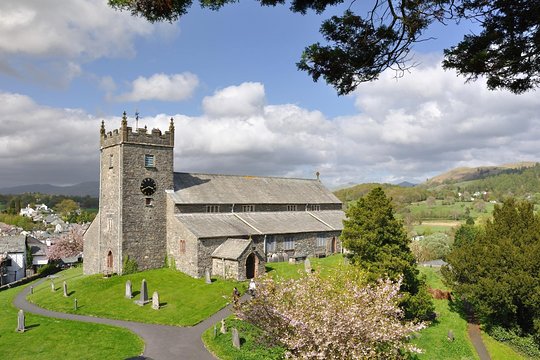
[[27, 236, 47, 256], [212, 238, 253, 260], [169, 172, 342, 205], [175, 210, 344, 239], [0, 235, 26, 253]]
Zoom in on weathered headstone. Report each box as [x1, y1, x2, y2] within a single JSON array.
[[30, 286, 33, 294], [277, 253, 284, 263], [125, 280, 132, 299], [51, 281, 55, 292], [74, 298, 78, 311], [304, 258, 312, 273], [152, 291, 160, 310], [134, 279, 149, 306], [63, 281, 68, 297], [16, 309, 25, 332], [220, 318, 227, 334], [447, 330, 454, 342], [282, 252, 289, 262], [267, 254, 275, 263], [205, 267, 212, 284], [213, 325, 217, 339], [232, 328, 240, 349], [289, 257, 296, 264], [271, 253, 279, 262]]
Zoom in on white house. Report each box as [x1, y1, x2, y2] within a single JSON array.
[[0, 235, 27, 285], [20, 205, 36, 218]]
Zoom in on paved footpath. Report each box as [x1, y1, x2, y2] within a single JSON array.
[[14, 279, 236, 360]]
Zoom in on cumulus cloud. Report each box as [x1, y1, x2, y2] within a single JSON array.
[[0, 0, 174, 85], [1, 71, 540, 189], [202, 82, 265, 118], [116, 73, 199, 102]]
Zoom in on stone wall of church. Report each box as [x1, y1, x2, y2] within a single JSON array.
[[82, 214, 100, 275], [212, 258, 238, 280], [166, 196, 200, 277], [175, 203, 342, 214], [121, 143, 173, 272], [198, 236, 265, 278], [265, 231, 342, 260]]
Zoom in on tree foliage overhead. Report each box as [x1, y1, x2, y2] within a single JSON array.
[[340, 187, 434, 320], [443, 198, 540, 340], [109, 0, 540, 95]]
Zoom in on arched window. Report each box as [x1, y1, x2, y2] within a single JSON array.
[[179, 240, 186, 254], [107, 250, 113, 269]]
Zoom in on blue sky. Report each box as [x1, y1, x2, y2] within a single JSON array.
[[0, 0, 539, 189]]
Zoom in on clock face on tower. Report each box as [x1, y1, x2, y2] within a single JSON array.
[[140, 178, 157, 196]]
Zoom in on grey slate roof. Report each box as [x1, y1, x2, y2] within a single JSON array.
[[0, 235, 26, 253], [212, 238, 252, 260], [27, 236, 47, 256], [175, 210, 345, 239], [170, 172, 342, 205]]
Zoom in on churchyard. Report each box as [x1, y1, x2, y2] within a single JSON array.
[[0, 283, 143, 359], [1, 255, 526, 359], [27, 266, 242, 326]]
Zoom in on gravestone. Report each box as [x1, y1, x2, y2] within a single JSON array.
[[267, 254, 274, 263], [282, 252, 289, 262], [277, 253, 284, 263], [213, 325, 217, 339], [205, 267, 212, 284], [16, 309, 25, 332], [30, 286, 33, 294], [447, 330, 454, 342], [304, 258, 312, 273], [125, 280, 132, 299], [152, 291, 160, 310], [51, 281, 55, 292], [134, 279, 149, 306], [289, 257, 296, 264], [74, 298, 78, 311], [63, 281, 68, 297], [232, 328, 241, 349], [271, 253, 279, 262], [220, 318, 227, 334]]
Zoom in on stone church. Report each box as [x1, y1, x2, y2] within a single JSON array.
[[83, 113, 345, 280]]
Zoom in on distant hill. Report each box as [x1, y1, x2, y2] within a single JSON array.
[[0, 181, 99, 197], [333, 182, 429, 206], [397, 181, 416, 188], [425, 161, 538, 185]]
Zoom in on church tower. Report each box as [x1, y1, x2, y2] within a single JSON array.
[[83, 112, 174, 275]]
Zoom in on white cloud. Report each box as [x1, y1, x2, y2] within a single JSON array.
[[202, 82, 265, 118], [0, 0, 176, 85], [116, 73, 199, 102], [1, 68, 540, 189]]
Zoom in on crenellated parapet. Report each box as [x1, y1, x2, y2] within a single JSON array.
[[100, 111, 175, 149]]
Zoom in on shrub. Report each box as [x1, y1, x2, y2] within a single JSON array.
[[122, 256, 138, 275]]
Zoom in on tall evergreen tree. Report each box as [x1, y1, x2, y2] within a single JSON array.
[[444, 199, 540, 339], [341, 187, 433, 320]]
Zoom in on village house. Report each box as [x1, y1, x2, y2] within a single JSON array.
[[84, 114, 345, 280]]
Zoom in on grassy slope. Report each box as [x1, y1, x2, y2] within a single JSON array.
[[481, 333, 527, 360], [0, 283, 143, 359], [28, 267, 242, 326], [414, 267, 478, 360]]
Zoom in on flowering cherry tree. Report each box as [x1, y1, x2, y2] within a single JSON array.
[[47, 224, 84, 260], [235, 268, 424, 359]]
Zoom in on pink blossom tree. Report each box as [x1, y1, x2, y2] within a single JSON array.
[[235, 268, 424, 359], [47, 225, 84, 260]]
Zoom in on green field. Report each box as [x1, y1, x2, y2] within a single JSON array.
[[28, 267, 242, 326], [409, 200, 495, 221], [0, 283, 143, 359]]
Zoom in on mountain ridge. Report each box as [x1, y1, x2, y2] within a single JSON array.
[[0, 181, 99, 197]]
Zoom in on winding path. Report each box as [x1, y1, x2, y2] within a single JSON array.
[[14, 279, 235, 360]]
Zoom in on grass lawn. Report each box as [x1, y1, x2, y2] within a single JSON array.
[[28, 267, 242, 326], [481, 332, 527, 360], [409, 200, 494, 222], [265, 253, 346, 279], [202, 316, 285, 360], [0, 283, 143, 359]]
